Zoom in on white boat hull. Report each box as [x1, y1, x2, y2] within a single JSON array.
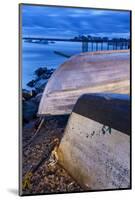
[[38, 50, 130, 116]]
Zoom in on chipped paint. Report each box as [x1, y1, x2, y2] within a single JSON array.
[[58, 112, 130, 190]]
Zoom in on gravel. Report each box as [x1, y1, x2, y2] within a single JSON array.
[[22, 116, 82, 195]]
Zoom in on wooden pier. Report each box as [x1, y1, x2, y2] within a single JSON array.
[[23, 37, 130, 53]]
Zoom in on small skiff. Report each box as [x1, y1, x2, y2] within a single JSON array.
[[38, 50, 130, 116]]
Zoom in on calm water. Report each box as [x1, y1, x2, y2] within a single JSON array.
[[22, 41, 82, 89], [22, 41, 121, 89]]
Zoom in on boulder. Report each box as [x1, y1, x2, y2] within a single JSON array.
[[23, 99, 38, 123], [34, 67, 48, 77], [22, 89, 32, 100], [31, 93, 43, 104], [23, 92, 43, 123], [27, 80, 36, 88]]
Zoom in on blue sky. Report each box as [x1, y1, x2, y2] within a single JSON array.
[[22, 5, 130, 39]]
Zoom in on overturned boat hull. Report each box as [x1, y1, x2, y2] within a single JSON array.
[[57, 93, 130, 190], [38, 50, 130, 116]]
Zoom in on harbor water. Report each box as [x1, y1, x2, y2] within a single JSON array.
[[22, 40, 126, 89]]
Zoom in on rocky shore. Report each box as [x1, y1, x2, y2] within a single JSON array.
[[23, 67, 55, 124], [22, 67, 82, 194]]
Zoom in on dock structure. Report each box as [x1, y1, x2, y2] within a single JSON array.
[[38, 50, 130, 116], [23, 37, 130, 53], [82, 41, 89, 52]]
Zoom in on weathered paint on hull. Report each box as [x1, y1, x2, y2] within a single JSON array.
[[38, 50, 130, 116], [57, 94, 130, 190], [57, 113, 130, 190]]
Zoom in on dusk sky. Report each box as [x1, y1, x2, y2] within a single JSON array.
[[22, 5, 130, 39]]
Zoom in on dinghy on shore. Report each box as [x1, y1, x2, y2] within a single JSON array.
[[37, 50, 130, 190], [38, 50, 130, 116], [57, 93, 130, 190]]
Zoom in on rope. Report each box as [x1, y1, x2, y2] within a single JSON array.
[[23, 117, 45, 149]]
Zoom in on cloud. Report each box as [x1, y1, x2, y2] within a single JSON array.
[[21, 5, 130, 38], [90, 10, 106, 15]]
